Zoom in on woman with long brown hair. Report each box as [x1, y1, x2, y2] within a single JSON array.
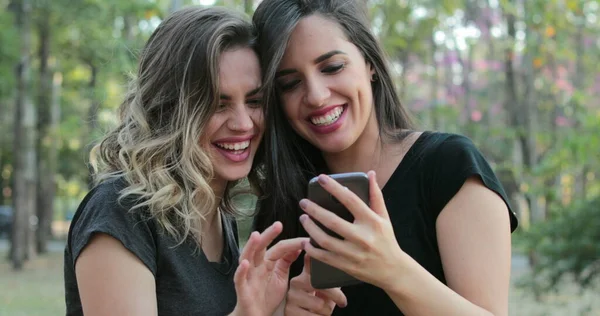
[[64, 6, 305, 315]]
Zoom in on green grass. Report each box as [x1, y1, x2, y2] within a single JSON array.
[[0, 251, 65, 316]]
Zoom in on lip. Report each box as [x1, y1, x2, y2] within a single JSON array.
[[306, 104, 347, 135], [307, 104, 346, 118], [212, 134, 255, 163], [212, 142, 251, 163], [212, 135, 254, 143]]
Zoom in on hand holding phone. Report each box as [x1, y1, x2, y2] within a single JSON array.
[[307, 172, 369, 289]]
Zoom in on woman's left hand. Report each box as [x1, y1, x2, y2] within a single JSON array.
[[298, 171, 407, 291], [232, 222, 308, 316]]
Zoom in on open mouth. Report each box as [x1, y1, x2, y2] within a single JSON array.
[[309, 105, 346, 126], [212, 139, 253, 163], [214, 140, 250, 153]]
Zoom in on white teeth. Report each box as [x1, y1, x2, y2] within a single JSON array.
[[215, 140, 250, 151], [310, 106, 344, 126]]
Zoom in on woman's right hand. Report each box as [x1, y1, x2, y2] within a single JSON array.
[[285, 254, 347, 315]]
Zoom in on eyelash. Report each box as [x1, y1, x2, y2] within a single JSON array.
[[217, 99, 263, 111], [278, 63, 346, 92]]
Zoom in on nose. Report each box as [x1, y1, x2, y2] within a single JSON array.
[[304, 76, 330, 107], [227, 104, 254, 132]]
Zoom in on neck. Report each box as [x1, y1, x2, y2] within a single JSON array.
[[211, 177, 227, 201], [323, 111, 383, 174], [205, 177, 227, 230], [322, 114, 411, 189]]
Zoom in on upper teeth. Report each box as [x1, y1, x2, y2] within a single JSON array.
[[216, 140, 250, 151], [310, 106, 343, 126]]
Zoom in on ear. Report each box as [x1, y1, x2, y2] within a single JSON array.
[[367, 62, 376, 82]]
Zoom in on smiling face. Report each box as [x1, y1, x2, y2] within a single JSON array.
[[275, 14, 376, 154], [204, 47, 264, 185]]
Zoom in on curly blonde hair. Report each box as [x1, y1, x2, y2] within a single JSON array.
[[90, 6, 263, 246]]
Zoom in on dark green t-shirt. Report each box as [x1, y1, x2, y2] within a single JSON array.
[[64, 179, 240, 316], [299, 131, 518, 315]]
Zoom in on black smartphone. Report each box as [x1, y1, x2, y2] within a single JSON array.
[[307, 172, 369, 289]]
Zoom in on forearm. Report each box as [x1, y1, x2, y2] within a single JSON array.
[[383, 254, 494, 316]]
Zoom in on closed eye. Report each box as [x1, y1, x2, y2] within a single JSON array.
[[322, 63, 345, 74], [216, 103, 228, 112], [277, 79, 300, 92], [247, 98, 262, 108]]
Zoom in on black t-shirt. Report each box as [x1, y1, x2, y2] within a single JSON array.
[[296, 131, 518, 315], [64, 178, 240, 316]]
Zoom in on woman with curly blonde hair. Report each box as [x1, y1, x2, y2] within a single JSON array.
[[64, 6, 305, 316]]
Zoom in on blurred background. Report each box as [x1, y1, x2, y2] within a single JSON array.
[[0, 0, 599, 315]]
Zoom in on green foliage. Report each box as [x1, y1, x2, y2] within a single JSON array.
[[519, 196, 600, 291]]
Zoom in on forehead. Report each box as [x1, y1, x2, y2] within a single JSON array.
[[218, 47, 261, 89], [280, 15, 352, 66], [219, 47, 260, 76]]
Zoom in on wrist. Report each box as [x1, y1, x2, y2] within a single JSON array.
[[378, 250, 414, 296]]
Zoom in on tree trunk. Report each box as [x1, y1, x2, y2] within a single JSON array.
[[244, 0, 253, 14], [36, 8, 54, 254], [87, 64, 99, 189], [429, 36, 440, 130], [11, 0, 37, 270], [397, 52, 409, 101]]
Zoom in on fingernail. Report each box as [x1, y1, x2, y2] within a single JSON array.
[[317, 174, 328, 185], [299, 214, 308, 223], [299, 199, 308, 209]]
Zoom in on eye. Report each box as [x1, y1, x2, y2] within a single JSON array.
[[247, 98, 263, 108], [277, 79, 300, 92], [322, 63, 344, 74], [216, 103, 228, 112]]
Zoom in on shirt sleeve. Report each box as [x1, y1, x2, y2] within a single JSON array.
[[67, 181, 158, 275], [428, 134, 518, 232]]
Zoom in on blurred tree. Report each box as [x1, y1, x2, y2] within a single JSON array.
[[10, 0, 37, 270], [34, 0, 56, 254]]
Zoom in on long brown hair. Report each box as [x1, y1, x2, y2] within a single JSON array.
[[91, 6, 262, 246], [252, 0, 414, 241]]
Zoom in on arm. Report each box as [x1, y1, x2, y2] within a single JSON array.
[[299, 172, 511, 316], [76, 233, 157, 316], [383, 177, 511, 316]]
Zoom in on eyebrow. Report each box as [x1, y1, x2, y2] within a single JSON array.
[[275, 50, 347, 78], [219, 86, 262, 100]]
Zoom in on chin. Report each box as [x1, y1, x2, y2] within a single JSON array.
[[311, 136, 354, 154], [214, 164, 252, 182]]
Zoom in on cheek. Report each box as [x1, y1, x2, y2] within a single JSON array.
[[203, 115, 224, 143]]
